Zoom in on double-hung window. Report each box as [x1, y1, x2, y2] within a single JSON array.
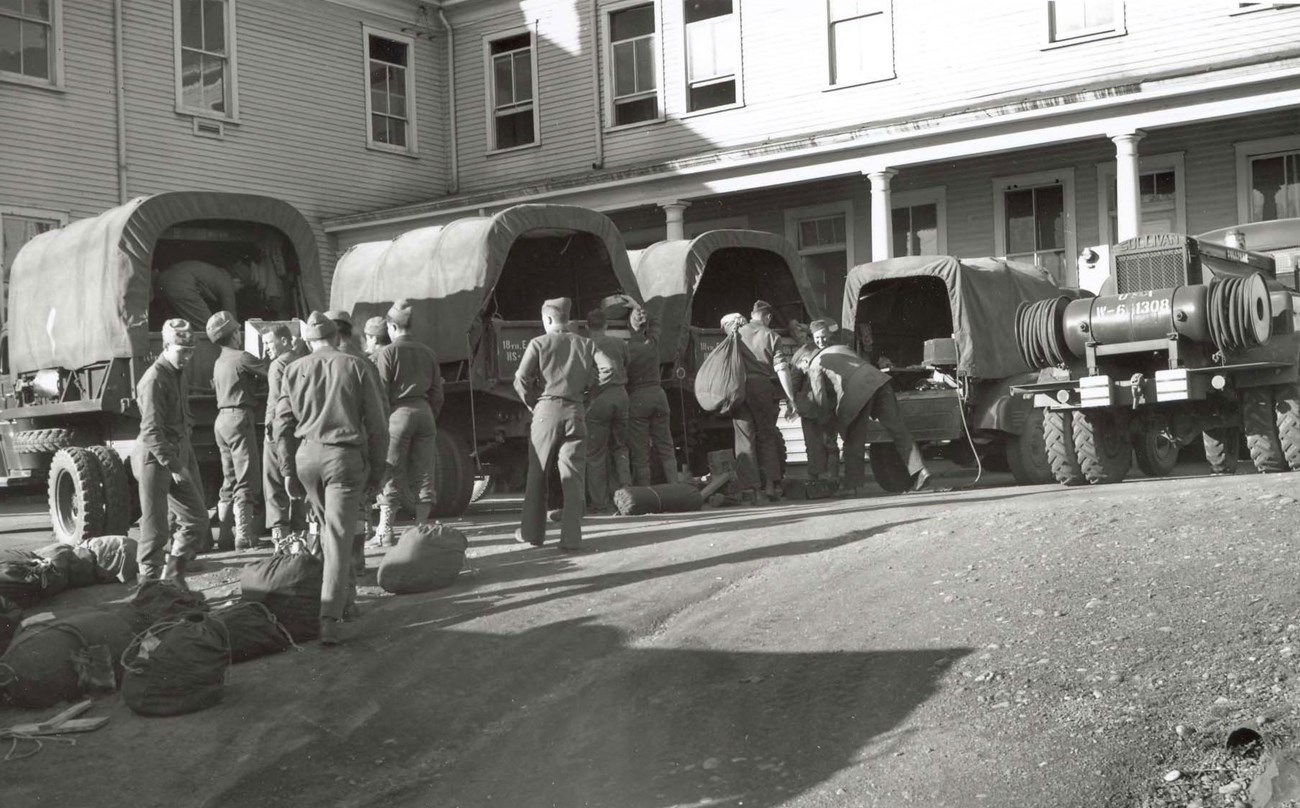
[[0, 0, 60, 87], [1046, 0, 1124, 45], [684, 0, 739, 112], [993, 170, 1077, 285], [827, 0, 892, 87], [891, 189, 945, 257], [607, 2, 659, 126], [488, 31, 537, 151], [786, 202, 854, 314], [1247, 148, 1300, 221], [365, 29, 416, 153], [176, 0, 237, 118]]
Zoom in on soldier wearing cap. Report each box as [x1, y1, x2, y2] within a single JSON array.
[[514, 297, 597, 550], [791, 339, 840, 484], [363, 316, 390, 359], [261, 323, 306, 546], [275, 311, 388, 645], [584, 307, 632, 512], [625, 301, 679, 485], [733, 300, 800, 502], [134, 319, 212, 589], [804, 318, 931, 494], [206, 310, 268, 551], [372, 299, 443, 545]]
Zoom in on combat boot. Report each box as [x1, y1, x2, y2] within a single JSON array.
[[138, 563, 163, 584], [233, 501, 257, 551], [414, 501, 432, 526], [163, 555, 190, 592], [319, 617, 342, 646], [614, 453, 632, 490], [368, 505, 395, 548], [214, 502, 235, 552]]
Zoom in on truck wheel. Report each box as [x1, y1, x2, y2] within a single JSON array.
[[1043, 409, 1085, 486], [13, 428, 72, 454], [1072, 410, 1132, 485], [1133, 431, 1179, 478], [1007, 408, 1053, 485], [48, 447, 106, 544], [1243, 386, 1287, 473], [1203, 427, 1241, 475], [869, 443, 912, 493], [1273, 382, 1300, 471], [87, 446, 132, 535], [433, 428, 474, 517]]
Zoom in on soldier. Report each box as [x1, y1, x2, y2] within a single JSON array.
[[373, 299, 443, 545], [261, 324, 305, 547], [156, 258, 248, 329], [793, 343, 840, 485], [804, 318, 931, 494], [275, 312, 388, 645], [584, 308, 631, 512], [624, 302, 678, 485], [513, 297, 596, 551], [731, 300, 800, 502], [206, 311, 268, 551], [362, 315, 390, 359], [133, 319, 212, 590]]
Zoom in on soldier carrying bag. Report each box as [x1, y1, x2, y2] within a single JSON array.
[[694, 331, 748, 416]]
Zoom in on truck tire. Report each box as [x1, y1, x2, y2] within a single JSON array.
[[471, 476, 493, 503], [1133, 430, 1179, 478], [1043, 409, 1085, 486], [13, 428, 72, 454], [869, 443, 913, 493], [87, 445, 132, 535], [1243, 386, 1287, 473], [433, 427, 474, 517], [1273, 382, 1300, 471], [1203, 427, 1241, 475], [1007, 408, 1054, 485], [1072, 410, 1132, 485], [48, 447, 106, 544]]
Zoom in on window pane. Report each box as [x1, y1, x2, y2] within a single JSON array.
[[386, 116, 406, 147], [24, 0, 49, 19], [493, 53, 513, 106], [912, 204, 938, 254], [369, 63, 389, 113], [387, 67, 406, 117], [371, 114, 388, 144], [1153, 169, 1176, 197], [634, 36, 655, 92], [684, 0, 731, 25], [1038, 250, 1066, 283], [613, 41, 635, 96], [20, 19, 46, 78], [369, 35, 407, 67], [686, 22, 715, 83], [202, 53, 225, 112], [1086, 0, 1115, 27], [512, 50, 532, 102], [1005, 188, 1035, 254], [490, 33, 529, 55], [614, 96, 657, 126], [688, 78, 734, 110], [181, 0, 202, 50], [0, 19, 18, 74], [1035, 185, 1064, 251], [611, 4, 654, 41], [1251, 155, 1286, 221], [0, 0, 23, 13], [832, 14, 888, 84], [891, 208, 910, 255], [799, 220, 818, 249], [496, 108, 535, 149], [181, 49, 203, 108], [203, 0, 225, 54], [1287, 154, 1300, 219]]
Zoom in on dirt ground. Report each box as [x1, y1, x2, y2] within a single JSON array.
[[4, 466, 1300, 807]]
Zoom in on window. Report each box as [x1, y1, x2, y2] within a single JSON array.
[[993, 170, 1077, 286], [1046, 0, 1124, 45], [684, 0, 739, 113], [890, 188, 946, 257], [364, 29, 417, 154], [1236, 136, 1300, 223], [487, 30, 537, 151], [606, 2, 660, 127], [0, 0, 60, 87], [827, 0, 892, 87], [786, 202, 854, 313], [1096, 154, 1186, 243], [1, 208, 66, 337], [175, 0, 237, 118]]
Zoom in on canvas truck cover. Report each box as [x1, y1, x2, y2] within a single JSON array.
[[8, 192, 324, 375], [629, 229, 817, 365], [842, 255, 1076, 379], [330, 204, 640, 364]]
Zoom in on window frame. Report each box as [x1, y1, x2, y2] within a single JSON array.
[[603, 0, 664, 132], [0, 0, 64, 90], [823, 0, 894, 91], [992, 169, 1077, 287], [890, 187, 947, 256], [1042, 0, 1126, 49], [680, 0, 744, 118], [362, 25, 419, 157], [1236, 134, 1300, 223], [1095, 152, 1186, 245], [483, 25, 541, 154], [173, 0, 240, 122], [784, 200, 855, 313], [1229, 2, 1300, 15]]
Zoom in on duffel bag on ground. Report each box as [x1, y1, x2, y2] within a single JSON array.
[[0, 607, 136, 708], [35, 542, 99, 589], [84, 536, 139, 584], [613, 484, 705, 516], [122, 612, 230, 717], [0, 549, 57, 608], [214, 602, 296, 664], [0, 596, 23, 656], [128, 580, 208, 634], [377, 523, 468, 594], [239, 552, 322, 641]]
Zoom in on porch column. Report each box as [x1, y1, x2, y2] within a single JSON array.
[[658, 200, 691, 241], [1110, 130, 1146, 242], [866, 169, 898, 261]]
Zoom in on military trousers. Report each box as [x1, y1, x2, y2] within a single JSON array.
[[297, 440, 366, 622], [585, 386, 629, 509], [381, 401, 437, 510], [626, 385, 677, 486], [801, 416, 840, 481], [520, 399, 586, 548], [263, 425, 303, 534], [731, 378, 783, 489], [215, 407, 260, 508], [134, 436, 211, 571], [842, 385, 924, 488]]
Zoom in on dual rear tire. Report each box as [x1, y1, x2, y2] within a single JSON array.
[[48, 446, 132, 544]]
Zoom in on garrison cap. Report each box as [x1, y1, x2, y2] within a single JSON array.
[[752, 300, 774, 315], [809, 318, 837, 337], [303, 311, 337, 341], [364, 315, 387, 337], [387, 298, 413, 328], [542, 297, 572, 319], [325, 309, 352, 327], [792, 343, 819, 368], [205, 310, 238, 343], [162, 318, 196, 348]]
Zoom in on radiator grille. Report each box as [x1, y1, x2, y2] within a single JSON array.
[[1115, 248, 1187, 293]]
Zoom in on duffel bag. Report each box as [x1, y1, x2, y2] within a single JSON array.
[[0, 550, 57, 608], [0, 607, 136, 708], [613, 484, 705, 516], [128, 580, 208, 634], [239, 552, 323, 641], [84, 535, 138, 584], [377, 523, 468, 594], [122, 612, 230, 717], [0, 596, 23, 656], [214, 602, 296, 664], [694, 331, 748, 415], [35, 542, 99, 589]]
